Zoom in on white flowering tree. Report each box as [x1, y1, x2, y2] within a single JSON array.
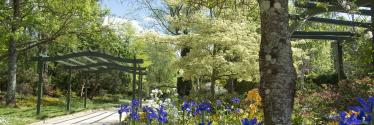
[[172, 5, 261, 98]]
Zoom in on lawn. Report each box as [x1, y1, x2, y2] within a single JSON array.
[[0, 95, 129, 125]]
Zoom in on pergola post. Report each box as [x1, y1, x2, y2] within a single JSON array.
[[66, 70, 72, 112], [132, 56, 137, 101], [36, 60, 44, 115], [336, 40, 345, 80], [138, 64, 142, 108]]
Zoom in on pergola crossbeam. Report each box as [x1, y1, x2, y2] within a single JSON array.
[[293, 31, 355, 36], [33, 51, 144, 64], [290, 15, 371, 28], [64, 62, 146, 72], [291, 35, 352, 40], [83, 56, 97, 63], [56, 60, 76, 66], [295, 1, 372, 16], [66, 58, 98, 70], [81, 68, 147, 75]]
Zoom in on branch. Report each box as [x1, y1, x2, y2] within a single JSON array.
[[143, 0, 177, 35]]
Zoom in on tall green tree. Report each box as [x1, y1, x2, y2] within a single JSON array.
[[1, 0, 107, 105], [5, 0, 21, 106]]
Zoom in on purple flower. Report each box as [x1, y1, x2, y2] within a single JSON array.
[[157, 105, 168, 123], [241, 118, 263, 125], [225, 106, 232, 112], [143, 106, 157, 122], [132, 99, 139, 107], [130, 109, 140, 120], [236, 108, 241, 113], [232, 97, 240, 104], [216, 100, 222, 106], [118, 104, 130, 114], [182, 100, 194, 113], [194, 102, 212, 115], [339, 111, 361, 125], [199, 121, 212, 125]]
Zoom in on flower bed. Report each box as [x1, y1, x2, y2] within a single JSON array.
[[118, 89, 263, 125]]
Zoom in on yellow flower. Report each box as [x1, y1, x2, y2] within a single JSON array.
[[212, 114, 220, 121]]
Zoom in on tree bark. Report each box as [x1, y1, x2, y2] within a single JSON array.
[[258, 0, 297, 124], [177, 48, 192, 97], [210, 68, 217, 99], [5, 0, 20, 106]]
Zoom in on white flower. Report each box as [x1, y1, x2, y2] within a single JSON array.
[[364, 31, 373, 39], [165, 98, 171, 103]]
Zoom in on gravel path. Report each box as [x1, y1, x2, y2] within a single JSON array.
[[29, 108, 121, 125]]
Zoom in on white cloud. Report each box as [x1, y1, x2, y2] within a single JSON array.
[[103, 16, 128, 26], [129, 20, 144, 33], [103, 16, 144, 33], [143, 17, 157, 23]]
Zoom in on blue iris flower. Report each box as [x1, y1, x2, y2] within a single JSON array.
[[339, 111, 361, 125], [194, 102, 212, 115], [143, 106, 158, 122], [131, 99, 139, 107], [199, 121, 212, 125], [241, 118, 263, 125], [338, 97, 374, 125], [157, 105, 168, 123], [130, 108, 140, 120], [225, 106, 232, 112], [216, 100, 222, 106], [236, 108, 241, 113], [118, 104, 130, 114], [232, 97, 240, 104], [182, 100, 194, 113]]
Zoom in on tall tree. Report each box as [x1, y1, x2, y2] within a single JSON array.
[[257, 0, 297, 124], [2, 0, 108, 105], [5, 0, 20, 106]]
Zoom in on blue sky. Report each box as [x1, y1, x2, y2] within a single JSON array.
[[99, 0, 163, 32]]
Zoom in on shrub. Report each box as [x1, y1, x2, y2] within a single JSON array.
[[224, 80, 258, 95], [308, 72, 339, 85], [17, 96, 64, 107], [93, 94, 121, 103], [16, 83, 34, 95]]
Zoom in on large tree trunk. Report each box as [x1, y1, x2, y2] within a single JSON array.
[[5, 0, 20, 106], [258, 0, 297, 124], [210, 68, 217, 99], [176, 48, 192, 98]]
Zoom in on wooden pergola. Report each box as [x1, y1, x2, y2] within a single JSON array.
[[290, 0, 373, 80], [32, 51, 147, 115]]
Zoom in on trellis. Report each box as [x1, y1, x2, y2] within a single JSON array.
[[32, 51, 147, 115], [290, 0, 373, 80]]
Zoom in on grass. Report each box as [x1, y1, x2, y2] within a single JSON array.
[[0, 95, 129, 125]]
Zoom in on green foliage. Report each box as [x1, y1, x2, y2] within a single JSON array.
[[308, 73, 339, 85], [224, 80, 258, 95]]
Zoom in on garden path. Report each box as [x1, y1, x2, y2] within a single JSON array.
[[29, 108, 121, 125]]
